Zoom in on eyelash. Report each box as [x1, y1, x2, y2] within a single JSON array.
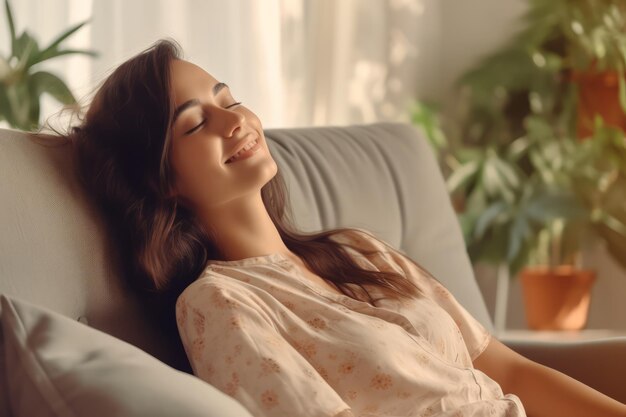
[[185, 102, 243, 135]]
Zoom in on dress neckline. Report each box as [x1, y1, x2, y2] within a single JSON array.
[[205, 252, 289, 268], [204, 252, 352, 299]]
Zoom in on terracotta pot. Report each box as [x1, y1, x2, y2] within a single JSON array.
[[570, 66, 626, 139], [520, 265, 596, 330]]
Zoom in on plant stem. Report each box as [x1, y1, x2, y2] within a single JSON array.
[[550, 219, 564, 268], [494, 262, 510, 335]]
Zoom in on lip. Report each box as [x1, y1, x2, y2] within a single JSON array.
[[224, 134, 260, 164]]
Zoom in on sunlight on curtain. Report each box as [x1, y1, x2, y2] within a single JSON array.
[[2, 0, 439, 129], [89, 0, 286, 128], [280, 0, 435, 127]]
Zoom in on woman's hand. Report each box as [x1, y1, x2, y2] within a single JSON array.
[[473, 336, 626, 417]]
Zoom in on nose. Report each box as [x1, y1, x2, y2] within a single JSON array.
[[215, 105, 246, 138]]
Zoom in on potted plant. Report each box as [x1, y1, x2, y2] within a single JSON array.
[[414, 96, 626, 330], [529, 0, 626, 138], [410, 0, 626, 331], [0, 0, 98, 131], [505, 117, 626, 330]]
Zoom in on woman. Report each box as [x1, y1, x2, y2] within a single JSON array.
[[66, 39, 626, 417]]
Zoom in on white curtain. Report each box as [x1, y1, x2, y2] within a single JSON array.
[[279, 0, 439, 127], [2, 0, 441, 128]]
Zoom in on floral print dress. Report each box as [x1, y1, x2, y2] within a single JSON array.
[[176, 228, 527, 417]]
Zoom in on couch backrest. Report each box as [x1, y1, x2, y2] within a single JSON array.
[[0, 122, 492, 371]]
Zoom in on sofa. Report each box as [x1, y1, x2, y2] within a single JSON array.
[[0, 122, 624, 416]]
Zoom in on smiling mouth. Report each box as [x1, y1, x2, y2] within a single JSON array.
[[225, 138, 260, 163]]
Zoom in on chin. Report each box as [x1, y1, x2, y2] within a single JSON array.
[[261, 158, 279, 183]]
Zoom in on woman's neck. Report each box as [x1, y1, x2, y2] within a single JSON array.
[[197, 193, 294, 262]]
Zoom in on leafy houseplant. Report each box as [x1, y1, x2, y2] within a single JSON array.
[[540, 0, 626, 138], [0, 0, 98, 131], [411, 0, 626, 330], [456, 0, 626, 145]]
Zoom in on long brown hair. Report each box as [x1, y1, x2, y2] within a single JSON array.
[[56, 38, 422, 341]]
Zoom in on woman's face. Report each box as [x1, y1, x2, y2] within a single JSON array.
[[167, 59, 277, 211]]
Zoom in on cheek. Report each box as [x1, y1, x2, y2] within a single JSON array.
[[170, 142, 223, 192]]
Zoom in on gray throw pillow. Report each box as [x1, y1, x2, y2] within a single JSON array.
[[0, 293, 254, 417]]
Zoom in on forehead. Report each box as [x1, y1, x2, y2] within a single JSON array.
[[170, 59, 219, 104]]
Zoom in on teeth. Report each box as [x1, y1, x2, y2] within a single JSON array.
[[228, 139, 258, 162], [242, 140, 257, 151]]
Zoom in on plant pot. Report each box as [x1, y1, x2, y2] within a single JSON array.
[[520, 265, 596, 330], [570, 67, 626, 139]]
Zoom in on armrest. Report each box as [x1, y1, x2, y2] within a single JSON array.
[[502, 337, 626, 404]]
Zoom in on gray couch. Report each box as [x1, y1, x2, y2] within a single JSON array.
[[1, 122, 624, 416]]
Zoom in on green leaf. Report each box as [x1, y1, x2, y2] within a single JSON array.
[[39, 20, 90, 59], [492, 155, 521, 190], [458, 212, 478, 243], [529, 90, 543, 114], [468, 226, 509, 265], [529, 148, 556, 184], [591, 28, 607, 59], [457, 46, 540, 93], [481, 157, 499, 197], [30, 70, 76, 105], [0, 85, 16, 125], [462, 187, 490, 243], [474, 201, 508, 240], [447, 160, 481, 194], [525, 115, 554, 140], [509, 242, 532, 278], [4, 0, 17, 56], [31, 20, 98, 67], [454, 147, 484, 164], [27, 80, 40, 130], [507, 214, 531, 261], [525, 191, 586, 222], [482, 155, 516, 203], [465, 185, 488, 214], [596, 210, 626, 236], [0, 56, 10, 80], [13, 31, 39, 71], [7, 82, 31, 130], [30, 48, 98, 67], [507, 136, 532, 161]]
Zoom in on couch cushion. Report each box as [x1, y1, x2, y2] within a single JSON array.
[[0, 293, 254, 417], [0, 304, 8, 417], [0, 128, 187, 371], [266, 122, 493, 331]]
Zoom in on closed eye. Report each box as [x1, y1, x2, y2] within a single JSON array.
[[184, 102, 243, 136], [185, 120, 205, 135]]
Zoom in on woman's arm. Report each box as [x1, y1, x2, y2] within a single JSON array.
[[473, 336, 626, 417]]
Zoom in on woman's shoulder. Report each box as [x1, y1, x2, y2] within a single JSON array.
[[176, 271, 260, 312]]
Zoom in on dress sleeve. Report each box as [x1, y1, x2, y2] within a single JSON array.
[[175, 279, 353, 417], [339, 227, 491, 361]]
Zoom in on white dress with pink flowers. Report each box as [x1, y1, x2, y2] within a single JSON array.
[[176, 228, 526, 417]]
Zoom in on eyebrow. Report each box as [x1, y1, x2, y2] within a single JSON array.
[[171, 82, 229, 124]]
